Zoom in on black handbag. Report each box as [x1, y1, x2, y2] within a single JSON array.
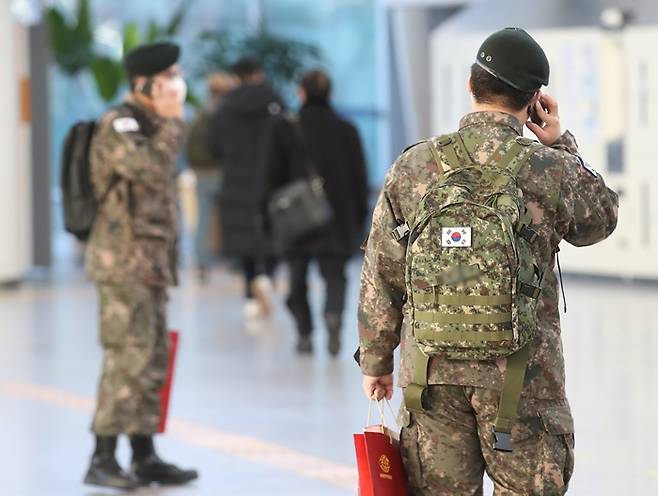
[[267, 117, 333, 249]]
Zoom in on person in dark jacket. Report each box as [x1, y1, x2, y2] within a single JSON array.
[[207, 58, 284, 318], [263, 70, 369, 355]]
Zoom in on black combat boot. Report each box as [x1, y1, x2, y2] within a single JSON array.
[[84, 435, 140, 490], [326, 313, 341, 357], [130, 435, 199, 485]]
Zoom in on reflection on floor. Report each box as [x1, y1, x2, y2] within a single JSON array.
[[0, 260, 657, 495]]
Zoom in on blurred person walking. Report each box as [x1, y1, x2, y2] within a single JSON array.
[[84, 42, 198, 490], [207, 58, 284, 319], [186, 72, 234, 282], [359, 28, 618, 494], [263, 70, 369, 355]]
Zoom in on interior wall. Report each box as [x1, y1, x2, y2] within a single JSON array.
[[0, 5, 32, 282], [429, 14, 658, 279], [382, 1, 469, 171]]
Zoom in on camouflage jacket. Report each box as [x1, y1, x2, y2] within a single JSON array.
[[85, 99, 185, 287], [358, 111, 618, 400]]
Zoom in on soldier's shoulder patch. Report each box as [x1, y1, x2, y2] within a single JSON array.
[[576, 154, 599, 177], [112, 117, 140, 134]]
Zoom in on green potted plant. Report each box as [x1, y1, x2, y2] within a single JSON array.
[[45, 0, 192, 103], [196, 29, 323, 97]]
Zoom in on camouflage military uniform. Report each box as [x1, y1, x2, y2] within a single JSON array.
[[358, 111, 618, 495], [86, 98, 184, 435]]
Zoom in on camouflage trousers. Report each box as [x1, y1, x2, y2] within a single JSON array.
[[91, 284, 169, 435], [400, 385, 575, 496]]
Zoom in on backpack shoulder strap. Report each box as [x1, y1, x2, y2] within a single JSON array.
[[427, 132, 475, 173], [285, 113, 321, 179], [403, 347, 431, 413], [487, 136, 543, 178], [99, 175, 121, 204], [493, 344, 531, 452]]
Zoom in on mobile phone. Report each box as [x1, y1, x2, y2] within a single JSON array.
[[528, 104, 543, 126], [140, 78, 154, 98]]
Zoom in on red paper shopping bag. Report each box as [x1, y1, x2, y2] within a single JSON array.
[[354, 401, 408, 496], [158, 330, 179, 433]]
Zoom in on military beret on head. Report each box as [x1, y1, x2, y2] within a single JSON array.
[[476, 27, 549, 92], [124, 42, 181, 78]]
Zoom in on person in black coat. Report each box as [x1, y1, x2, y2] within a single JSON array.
[[263, 70, 369, 355], [207, 58, 284, 318]]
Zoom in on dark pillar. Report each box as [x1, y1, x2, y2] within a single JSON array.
[[29, 23, 51, 267]]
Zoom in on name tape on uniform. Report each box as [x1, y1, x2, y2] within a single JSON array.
[[112, 117, 140, 133], [441, 227, 472, 247]]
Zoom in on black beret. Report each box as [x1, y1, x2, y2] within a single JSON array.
[[476, 28, 549, 92], [124, 42, 181, 78]]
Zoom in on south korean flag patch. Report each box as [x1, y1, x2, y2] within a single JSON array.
[[442, 227, 472, 247], [112, 117, 140, 134]]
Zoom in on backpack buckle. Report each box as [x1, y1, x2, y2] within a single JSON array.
[[391, 222, 410, 242], [437, 135, 454, 147], [514, 136, 536, 146], [493, 429, 513, 452], [518, 225, 538, 243], [518, 282, 542, 299]]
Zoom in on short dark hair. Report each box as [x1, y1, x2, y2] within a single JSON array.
[[231, 57, 262, 81], [300, 70, 331, 104], [470, 63, 535, 111]]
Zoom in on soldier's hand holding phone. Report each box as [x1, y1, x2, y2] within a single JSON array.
[[525, 93, 562, 146]]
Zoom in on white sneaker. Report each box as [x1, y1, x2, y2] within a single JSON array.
[[244, 299, 262, 319], [250, 275, 273, 317]]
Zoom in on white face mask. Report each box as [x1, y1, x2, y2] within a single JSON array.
[[167, 76, 187, 103]]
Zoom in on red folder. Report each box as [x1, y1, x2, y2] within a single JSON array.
[[158, 330, 179, 433], [354, 424, 408, 496]]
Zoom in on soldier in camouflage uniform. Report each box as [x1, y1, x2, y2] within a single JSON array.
[[84, 42, 198, 490], [359, 28, 618, 495]]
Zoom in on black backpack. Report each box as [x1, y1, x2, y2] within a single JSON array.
[[60, 120, 116, 241]]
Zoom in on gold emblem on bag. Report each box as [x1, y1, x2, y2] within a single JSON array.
[[379, 454, 390, 473]]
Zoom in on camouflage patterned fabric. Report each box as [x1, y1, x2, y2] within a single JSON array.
[[407, 134, 543, 360], [359, 111, 618, 491], [400, 385, 574, 495], [92, 284, 169, 435], [86, 99, 183, 435], [86, 99, 184, 288]]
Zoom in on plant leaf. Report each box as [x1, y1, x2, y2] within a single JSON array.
[[232, 31, 323, 92], [90, 56, 125, 102], [146, 19, 161, 42], [185, 88, 202, 109], [45, 5, 94, 75], [74, 0, 93, 45], [165, 0, 193, 36], [123, 22, 140, 53]]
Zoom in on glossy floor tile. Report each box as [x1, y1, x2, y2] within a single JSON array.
[[0, 257, 657, 495]]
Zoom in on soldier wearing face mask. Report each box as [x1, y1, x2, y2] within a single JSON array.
[[84, 42, 198, 490]]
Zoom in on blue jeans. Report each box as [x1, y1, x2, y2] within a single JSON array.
[[194, 169, 221, 269]]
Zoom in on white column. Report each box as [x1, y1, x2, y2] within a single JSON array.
[[0, 4, 32, 281], [390, 7, 430, 143]]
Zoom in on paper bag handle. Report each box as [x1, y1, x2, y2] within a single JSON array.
[[367, 399, 399, 430]]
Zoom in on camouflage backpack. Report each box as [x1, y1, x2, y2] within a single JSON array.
[[396, 131, 545, 452]]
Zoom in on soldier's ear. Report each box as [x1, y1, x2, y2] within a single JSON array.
[[467, 77, 473, 96]]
